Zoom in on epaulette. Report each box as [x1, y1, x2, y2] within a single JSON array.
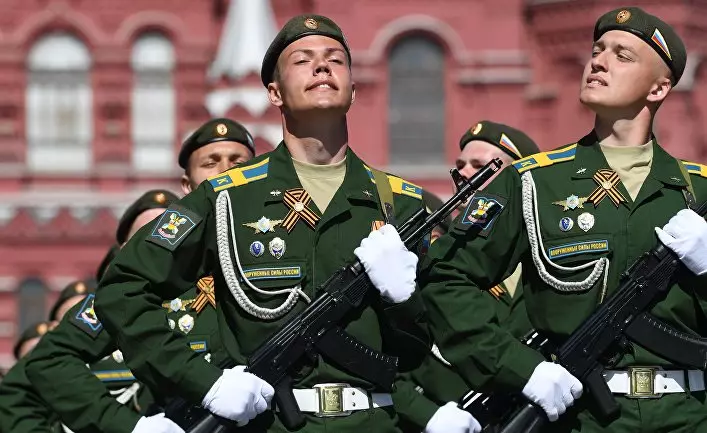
[[364, 166, 423, 200], [513, 144, 577, 174], [92, 369, 135, 383], [208, 158, 269, 192], [682, 161, 707, 178]]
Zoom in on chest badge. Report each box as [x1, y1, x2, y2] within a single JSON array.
[[250, 241, 265, 257], [178, 314, 194, 334], [269, 237, 286, 259], [577, 212, 595, 232], [559, 217, 574, 232], [553, 194, 589, 211], [243, 216, 283, 234]]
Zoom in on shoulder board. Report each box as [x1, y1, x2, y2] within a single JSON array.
[[208, 158, 269, 192], [513, 144, 577, 174], [92, 369, 136, 383], [363, 165, 423, 200], [682, 161, 707, 178]]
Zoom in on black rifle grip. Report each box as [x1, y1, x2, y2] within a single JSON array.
[[274, 376, 305, 429], [585, 366, 620, 419], [497, 403, 544, 433]]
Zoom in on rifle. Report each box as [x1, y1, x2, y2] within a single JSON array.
[[497, 200, 707, 433], [166, 159, 504, 432]]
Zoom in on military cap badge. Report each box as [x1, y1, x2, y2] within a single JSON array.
[[216, 123, 228, 136], [616, 10, 631, 24], [304, 18, 319, 29]]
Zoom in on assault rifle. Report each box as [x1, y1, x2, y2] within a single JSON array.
[[166, 159, 504, 432], [497, 200, 707, 433]]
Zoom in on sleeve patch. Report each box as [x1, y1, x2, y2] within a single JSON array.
[[146, 205, 202, 251], [455, 192, 506, 237], [70, 293, 103, 338]]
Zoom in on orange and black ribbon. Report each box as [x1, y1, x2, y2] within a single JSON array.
[[588, 169, 626, 207], [192, 276, 216, 313], [282, 188, 320, 232], [489, 284, 507, 300]]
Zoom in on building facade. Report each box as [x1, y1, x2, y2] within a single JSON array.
[[0, 0, 705, 367]]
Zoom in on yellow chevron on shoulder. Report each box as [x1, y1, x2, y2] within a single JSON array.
[[682, 160, 707, 178], [513, 144, 578, 174], [207, 158, 270, 192], [363, 165, 423, 200]]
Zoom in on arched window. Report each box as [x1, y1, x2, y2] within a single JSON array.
[[26, 33, 92, 171], [18, 278, 46, 333], [388, 36, 445, 165], [131, 33, 176, 172]]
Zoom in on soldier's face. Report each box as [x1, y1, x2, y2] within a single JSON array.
[[580, 30, 672, 114], [183, 141, 253, 194], [268, 36, 355, 117], [456, 140, 514, 182]]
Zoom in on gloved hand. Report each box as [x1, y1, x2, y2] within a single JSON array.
[[201, 365, 274, 426], [522, 361, 583, 422], [655, 209, 707, 275], [132, 413, 184, 433], [424, 402, 482, 433], [354, 224, 418, 303]]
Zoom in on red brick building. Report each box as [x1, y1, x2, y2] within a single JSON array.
[[0, 0, 705, 367]]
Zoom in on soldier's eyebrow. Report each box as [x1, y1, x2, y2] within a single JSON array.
[[288, 47, 347, 58], [615, 43, 638, 55]]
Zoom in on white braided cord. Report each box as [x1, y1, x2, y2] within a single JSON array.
[[215, 190, 310, 320], [521, 171, 609, 293]]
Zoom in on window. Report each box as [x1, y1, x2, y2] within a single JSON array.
[[18, 278, 46, 335], [131, 33, 176, 172], [26, 33, 92, 171], [388, 36, 445, 165]]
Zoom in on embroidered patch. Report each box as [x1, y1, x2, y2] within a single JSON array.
[[93, 369, 135, 382], [457, 193, 506, 237], [70, 293, 103, 338], [548, 240, 609, 260], [190, 341, 208, 353], [147, 205, 202, 251], [242, 266, 302, 280]]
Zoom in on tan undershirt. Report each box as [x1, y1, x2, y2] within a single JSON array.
[[504, 263, 523, 298], [292, 156, 347, 213], [600, 140, 654, 200]]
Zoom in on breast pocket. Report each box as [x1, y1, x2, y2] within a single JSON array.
[[541, 233, 613, 285], [238, 260, 307, 307]]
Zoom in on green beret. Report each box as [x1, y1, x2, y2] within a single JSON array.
[[178, 118, 255, 169], [48, 280, 95, 321], [459, 121, 539, 159], [594, 7, 686, 84], [422, 190, 452, 234], [116, 189, 179, 245], [261, 14, 351, 87], [13, 321, 56, 359], [96, 244, 120, 281]]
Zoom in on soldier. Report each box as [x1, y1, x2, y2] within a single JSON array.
[[25, 119, 256, 433], [0, 320, 61, 433], [397, 123, 540, 433], [95, 14, 432, 433], [49, 280, 95, 322], [421, 7, 707, 432]]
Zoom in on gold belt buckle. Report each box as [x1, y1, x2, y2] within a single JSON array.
[[313, 383, 352, 417], [627, 367, 662, 399]]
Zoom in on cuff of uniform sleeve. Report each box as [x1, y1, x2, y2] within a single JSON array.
[[499, 342, 546, 391], [403, 394, 440, 429], [176, 359, 224, 403], [383, 290, 426, 321]]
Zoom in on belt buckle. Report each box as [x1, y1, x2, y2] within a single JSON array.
[[313, 383, 352, 417], [627, 366, 662, 399]]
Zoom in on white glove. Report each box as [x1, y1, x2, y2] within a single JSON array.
[[424, 402, 482, 433], [201, 365, 274, 426], [521, 361, 583, 422], [655, 209, 707, 275], [354, 224, 418, 303], [132, 413, 184, 433]]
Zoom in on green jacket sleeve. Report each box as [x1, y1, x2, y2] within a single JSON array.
[[94, 183, 222, 404], [25, 301, 142, 433], [391, 374, 438, 429], [419, 168, 545, 393], [0, 357, 58, 433]]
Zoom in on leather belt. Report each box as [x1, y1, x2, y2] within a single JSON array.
[[603, 367, 705, 398], [290, 383, 393, 417]]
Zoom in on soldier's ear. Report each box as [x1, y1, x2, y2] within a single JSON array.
[[181, 174, 192, 195], [268, 81, 283, 107]]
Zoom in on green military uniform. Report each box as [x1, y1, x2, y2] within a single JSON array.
[[95, 141, 430, 432], [421, 130, 707, 431], [0, 322, 62, 433], [396, 122, 538, 430]]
